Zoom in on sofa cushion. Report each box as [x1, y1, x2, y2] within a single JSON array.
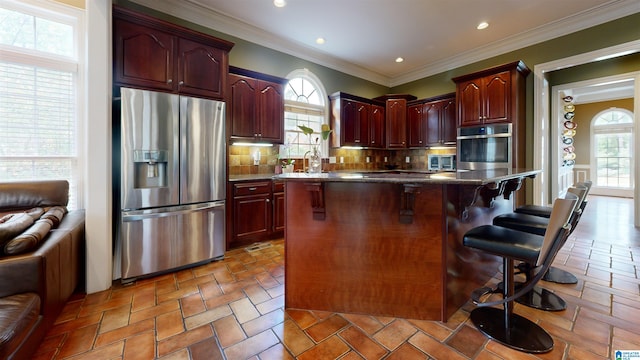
[[0, 293, 41, 360]]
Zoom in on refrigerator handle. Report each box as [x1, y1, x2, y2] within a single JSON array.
[[122, 201, 225, 222]]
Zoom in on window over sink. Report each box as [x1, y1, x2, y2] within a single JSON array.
[[280, 69, 328, 158]]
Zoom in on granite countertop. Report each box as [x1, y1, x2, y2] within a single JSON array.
[[228, 173, 279, 182], [274, 168, 541, 185]]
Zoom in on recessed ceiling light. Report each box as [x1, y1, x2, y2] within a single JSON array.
[[316, 37, 326, 45], [273, 0, 286, 8], [477, 22, 489, 30], [395, 57, 404, 63]]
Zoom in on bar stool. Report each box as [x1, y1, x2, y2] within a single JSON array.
[[491, 186, 588, 311], [463, 194, 578, 353], [513, 181, 592, 284]]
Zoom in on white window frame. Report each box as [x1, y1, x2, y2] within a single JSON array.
[[0, 0, 85, 209], [590, 107, 634, 197], [281, 69, 329, 160]]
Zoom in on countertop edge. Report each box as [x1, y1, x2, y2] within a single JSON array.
[[273, 169, 541, 185]]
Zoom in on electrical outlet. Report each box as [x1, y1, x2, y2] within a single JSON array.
[[329, 156, 337, 164], [366, 156, 370, 163], [405, 156, 410, 163], [384, 156, 388, 162], [340, 157, 344, 164]]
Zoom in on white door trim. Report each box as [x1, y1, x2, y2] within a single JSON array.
[[532, 40, 640, 206]]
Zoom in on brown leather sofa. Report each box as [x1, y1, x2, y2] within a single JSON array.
[[0, 180, 85, 360]]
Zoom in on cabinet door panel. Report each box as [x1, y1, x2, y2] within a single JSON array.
[[341, 99, 358, 145], [369, 104, 385, 147], [178, 38, 225, 99], [441, 98, 457, 144], [425, 102, 441, 145], [114, 19, 176, 91], [355, 102, 370, 145], [407, 103, 424, 147], [273, 192, 285, 233], [256, 80, 284, 142], [234, 194, 270, 240], [229, 74, 257, 139], [458, 81, 482, 126], [483, 71, 510, 123], [386, 99, 407, 148]]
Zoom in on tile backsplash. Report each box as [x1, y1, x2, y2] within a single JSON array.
[[228, 145, 456, 176]]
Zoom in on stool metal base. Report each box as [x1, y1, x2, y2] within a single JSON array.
[[470, 307, 554, 353], [543, 266, 578, 284], [516, 285, 567, 311], [497, 283, 567, 311]]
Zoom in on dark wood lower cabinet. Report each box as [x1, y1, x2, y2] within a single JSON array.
[[228, 179, 284, 249]]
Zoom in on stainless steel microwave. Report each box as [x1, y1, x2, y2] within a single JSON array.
[[456, 124, 512, 170], [428, 154, 456, 171]]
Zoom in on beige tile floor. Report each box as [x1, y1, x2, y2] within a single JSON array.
[[34, 195, 640, 359]]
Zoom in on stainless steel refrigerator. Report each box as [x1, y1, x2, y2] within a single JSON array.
[[117, 87, 225, 282]]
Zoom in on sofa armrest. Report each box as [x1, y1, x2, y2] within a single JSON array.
[[32, 209, 85, 319], [0, 255, 44, 298]]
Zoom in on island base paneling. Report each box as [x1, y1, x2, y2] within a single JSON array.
[[284, 180, 514, 321]]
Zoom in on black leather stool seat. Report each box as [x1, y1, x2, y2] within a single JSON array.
[[492, 213, 548, 236], [464, 225, 543, 263], [514, 204, 551, 218]]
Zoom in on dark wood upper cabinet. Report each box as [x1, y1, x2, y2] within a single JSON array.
[[407, 93, 456, 148], [453, 61, 529, 128], [385, 98, 408, 148], [370, 94, 416, 149], [228, 67, 286, 143], [177, 38, 226, 99], [369, 104, 385, 148], [113, 6, 233, 100], [330, 92, 385, 148], [407, 102, 425, 147], [113, 18, 176, 92]]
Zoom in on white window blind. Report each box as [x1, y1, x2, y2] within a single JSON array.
[[0, 1, 80, 209]]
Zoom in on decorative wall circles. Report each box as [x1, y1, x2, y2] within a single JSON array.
[[561, 95, 576, 167]]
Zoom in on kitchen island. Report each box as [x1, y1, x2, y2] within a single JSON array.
[[278, 168, 539, 321]]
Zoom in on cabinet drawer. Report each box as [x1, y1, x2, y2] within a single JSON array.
[[234, 182, 271, 196], [273, 181, 284, 193]]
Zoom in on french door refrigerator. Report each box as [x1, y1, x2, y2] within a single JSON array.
[[117, 87, 225, 282]]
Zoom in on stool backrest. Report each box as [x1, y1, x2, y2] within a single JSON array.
[[536, 193, 579, 267]]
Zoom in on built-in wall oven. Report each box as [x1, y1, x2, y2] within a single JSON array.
[[457, 123, 512, 170]]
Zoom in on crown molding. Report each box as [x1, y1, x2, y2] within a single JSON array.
[[390, 0, 640, 86], [128, 0, 391, 86], [129, 0, 638, 88]]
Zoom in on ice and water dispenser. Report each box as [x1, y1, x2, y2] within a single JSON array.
[[132, 149, 168, 188]]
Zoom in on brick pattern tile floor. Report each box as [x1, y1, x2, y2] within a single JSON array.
[[34, 195, 640, 359]]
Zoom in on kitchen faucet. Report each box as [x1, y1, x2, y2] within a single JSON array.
[[303, 150, 311, 173]]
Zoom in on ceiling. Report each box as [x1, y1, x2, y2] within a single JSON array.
[[130, 0, 639, 87]]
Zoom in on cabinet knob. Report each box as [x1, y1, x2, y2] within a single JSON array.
[[167, 79, 173, 84], [179, 81, 184, 85], [254, 133, 258, 137], [248, 187, 257, 191], [266, 199, 270, 203]]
